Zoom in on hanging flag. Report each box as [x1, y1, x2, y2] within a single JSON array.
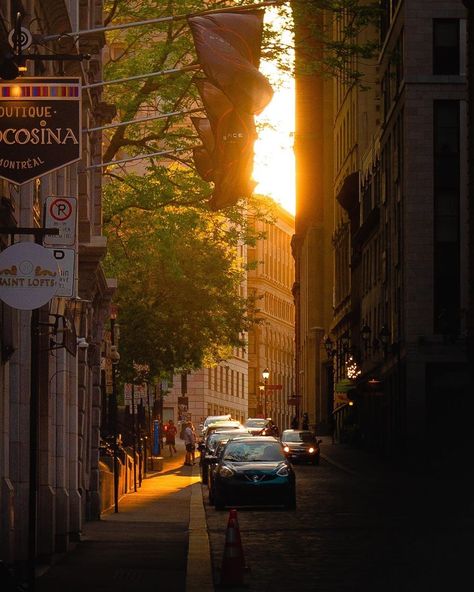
[[191, 116, 215, 154], [192, 146, 214, 181], [188, 11, 273, 115], [192, 78, 257, 208]]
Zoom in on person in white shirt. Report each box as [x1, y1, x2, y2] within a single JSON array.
[[183, 422, 196, 465]]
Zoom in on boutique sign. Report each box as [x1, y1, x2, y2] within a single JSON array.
[[0, 77, 81, 185], [0, 242, 59, 310]]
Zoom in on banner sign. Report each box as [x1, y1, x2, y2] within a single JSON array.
[[0, 242, 59, 309], [44, 196, 77, 246], [0, 78, 81, 185]]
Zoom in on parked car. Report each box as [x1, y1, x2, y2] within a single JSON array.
[[199, 414, 232, 437], [200, 420, 243, 443], [243, 417, 271, 435], [198, 421, 244, 481], [281, 429, 322, 465], [212, 436, 296, 510], [199, 427, 250, 484]]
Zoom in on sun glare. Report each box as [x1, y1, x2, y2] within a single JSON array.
[[253, 8, 295, 216]]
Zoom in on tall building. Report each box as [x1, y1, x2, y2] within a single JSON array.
[[247, 205, 295, 431], [167, 203, 295, 432], [292, 6, 335, 434], [0, 0, 113, 576], [294, 0, 472, 463]]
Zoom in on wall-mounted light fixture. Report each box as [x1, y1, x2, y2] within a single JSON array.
[[77, 337, 89, 350], [361, 323, 392, 356]]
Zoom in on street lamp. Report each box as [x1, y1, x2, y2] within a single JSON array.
[[258, 382, 265, 417], [262, 368, 270, 418]]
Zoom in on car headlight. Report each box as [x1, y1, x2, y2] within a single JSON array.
[[308, 447, 315, 454], [219, 465, 235, 478], [276, 464, 290, 476], [283, 445, 290, 453]]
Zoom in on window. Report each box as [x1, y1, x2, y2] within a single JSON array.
[[433, 20, 460, 75]]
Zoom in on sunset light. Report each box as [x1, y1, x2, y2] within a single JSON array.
[[253, 8, 295, 215]]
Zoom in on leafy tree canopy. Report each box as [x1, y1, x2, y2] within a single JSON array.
[[101, 0, 378, 380]]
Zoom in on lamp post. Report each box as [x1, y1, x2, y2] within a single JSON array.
[[257, 383, 265, 417], [262, 368, 270, 418], [110, 310, 120, 513]]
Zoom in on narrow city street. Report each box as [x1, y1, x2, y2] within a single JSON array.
[[204, 439, 474, 591]]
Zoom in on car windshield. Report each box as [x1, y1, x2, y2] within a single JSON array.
[[223, 441, 285, 462], [244, 419, 267, 428], [282, 431, 315, 443]]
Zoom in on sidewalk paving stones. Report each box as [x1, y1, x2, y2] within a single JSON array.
[[35, 440, 213, 592]]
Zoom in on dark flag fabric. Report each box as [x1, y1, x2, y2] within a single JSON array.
[[192, 78, 257, 208], [193, 146, 215, 181], [191, 116, 216, 180], [188, 10, 273, 115], [191, 116, 215, 154]]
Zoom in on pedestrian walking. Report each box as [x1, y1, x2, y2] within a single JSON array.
[[302, 412, 309, 430], [164, 419, 177, 456], [291, 415, 299, 430], [183, 421, 196, 466]]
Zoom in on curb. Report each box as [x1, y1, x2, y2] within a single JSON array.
[[186, 464, 214, 592]]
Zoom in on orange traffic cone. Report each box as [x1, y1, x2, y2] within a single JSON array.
[[220, 508, 245, 587]]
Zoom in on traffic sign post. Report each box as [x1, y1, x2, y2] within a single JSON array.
[[44, 196, 77, 246]]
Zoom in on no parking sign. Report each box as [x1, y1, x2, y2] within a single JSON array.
[[44, 196, 77, 246]]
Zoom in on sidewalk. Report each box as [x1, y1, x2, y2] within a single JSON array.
[[36, 440, 214, 592]]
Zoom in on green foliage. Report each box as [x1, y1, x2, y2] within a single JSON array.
[[100, 0, 377, 379], [101, 1, 278, 378]]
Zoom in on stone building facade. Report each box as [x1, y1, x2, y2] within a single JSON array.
[[0, 0, 114, 580], [247, 204, 295, 431], [166, 203, 295, 432], [294, 0, 472, 463]]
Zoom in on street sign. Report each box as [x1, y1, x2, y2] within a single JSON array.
[[51, 247, 75, 297], [0, 78, 81, 185], [0, 242, 59, 309], [265, 384, 282, 390], [44, 196, 77, 246]]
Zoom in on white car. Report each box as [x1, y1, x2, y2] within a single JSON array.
[[199, 414, 232, 437]]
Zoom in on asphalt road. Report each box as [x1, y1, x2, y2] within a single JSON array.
[[203, 456, 474, 592]]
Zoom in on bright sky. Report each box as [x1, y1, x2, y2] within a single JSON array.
[[253, 9, 295, 215]]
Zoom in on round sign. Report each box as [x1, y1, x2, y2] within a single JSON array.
[[0, 242, 59, 310], [49, 198, 73, 221], [8, 27, 33, 51]]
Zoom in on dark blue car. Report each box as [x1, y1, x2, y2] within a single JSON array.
[[212, 436, 296, 510]]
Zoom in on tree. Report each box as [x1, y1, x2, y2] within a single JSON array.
[[100, 0, 379, 378]]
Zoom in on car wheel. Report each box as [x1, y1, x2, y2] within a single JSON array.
[[285, 493, 296, 510], [214, 492, 226, 511]]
